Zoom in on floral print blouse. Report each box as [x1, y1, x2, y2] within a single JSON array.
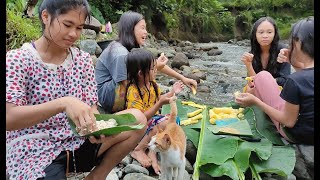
[[6, 43, 97, 179]]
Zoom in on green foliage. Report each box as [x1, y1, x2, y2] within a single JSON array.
[[6, 9, 42, 50], [90, 5, 106, 24], [216, 11, 235, 34], [6, 0, 26, 13]]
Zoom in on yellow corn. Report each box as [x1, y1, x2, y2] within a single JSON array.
[[181, 119, 199, 126], [187, 109, 203, 118], [189, 114, 203, 121], [245, 77, 253, 82], [208, 107, 245, 125], [187, 103, 206, 109], [209, 118, 217, 124], [181, 101, 196, 105], [237, 113, 244, 119], [212, 107, 233, 114]]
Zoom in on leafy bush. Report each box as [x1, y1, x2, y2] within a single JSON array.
[[216, 11, 235, 34], [6, 0, 26, 13], [90, 5, 106, 24], [6, 9, 42, 51]]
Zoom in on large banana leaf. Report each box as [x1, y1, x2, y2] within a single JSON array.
[[234, 139, 272, 172], [250, 145, 296, 177], [251, 106, 284, 145], [201, 159, 245, 180], [68, 113, 144, 137]]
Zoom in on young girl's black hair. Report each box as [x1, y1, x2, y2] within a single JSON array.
[[289, 16, 314, 63], [117, 11, 144, 51], [250, 16, 280, 76], [124, 48, 159, 109], [38, 0, 91, 32]]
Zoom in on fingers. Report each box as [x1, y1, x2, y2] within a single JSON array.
[[277, 48, 289, 63], [241, 53, 254, 63]]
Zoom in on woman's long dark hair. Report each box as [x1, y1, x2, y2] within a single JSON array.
[[124, 49, 159, 109], [250, 17, 280, 76], [289, 16, 314, 65], [117, 11, 144, 51]]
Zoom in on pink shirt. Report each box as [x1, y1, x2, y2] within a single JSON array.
[[6, 43, 98, 179]]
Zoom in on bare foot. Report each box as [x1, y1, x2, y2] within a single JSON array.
[[131, 150, 152, 167], [148, 150, 161, 175]]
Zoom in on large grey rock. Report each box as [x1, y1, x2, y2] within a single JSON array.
[[106, 169, 119, 180], [182, 46, 194, 52], [292, 145, 314, 180], [185, 158, 194, 173], [85, 16, 102, 32], [91, 55, 98, 67], [194, 43, 218, 51], [171, 52, 190, 69], [207, 49, 223, 56], [185, 139, 197, 165], [121, 155, 133, 166], [292, 145, 312, 180], [82, 29, 97, 39], [79, 39, 99, 55], [124, 164, 149, 175], [123, 173, 157, 180]]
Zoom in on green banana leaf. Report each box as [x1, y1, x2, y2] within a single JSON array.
[[234, 139, 272, 172], [251, 106, 284, 145], [201, 159, 245, 180], [193, 108, 240, 179], [183, 128, 200, 148], [207, 119, 253, 136], [250, 145, 296, 177], [162, 100, 203, 129], [68, 113, 144, 137]]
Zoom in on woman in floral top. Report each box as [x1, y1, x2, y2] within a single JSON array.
[[6, 0, 147, 179]]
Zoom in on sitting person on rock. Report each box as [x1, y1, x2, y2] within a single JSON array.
[[241, 16, 291, 92], [125, 48, 184, 175], [235, 17, 314, 145], [6, 1, 147, 179], [95, 11, 197, 114]]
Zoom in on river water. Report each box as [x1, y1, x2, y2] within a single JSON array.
[[157, 42, 250, 107]]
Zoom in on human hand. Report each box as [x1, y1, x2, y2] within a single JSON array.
[[63, 97, 97, 134], [241, 52, 254, 65], [235, 93, 259, 107], [172, 80, 184, 94], [277, 48, 289, 63], [181, 76, 197, 91], [159, 92, 175, 105], [156, 53, 168, 71]]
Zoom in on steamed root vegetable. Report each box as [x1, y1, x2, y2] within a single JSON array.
[[78, 119, 118, 136]]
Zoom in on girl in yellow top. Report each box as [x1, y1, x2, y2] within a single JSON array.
[[125, 48, 184, 175]]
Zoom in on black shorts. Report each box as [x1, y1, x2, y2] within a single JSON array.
[[37, 139, 103, 180]]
